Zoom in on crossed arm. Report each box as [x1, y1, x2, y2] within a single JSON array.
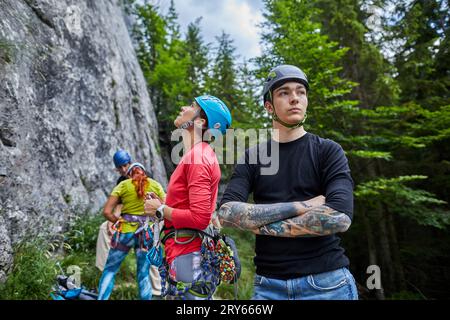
[[217, 196, 351, 237]]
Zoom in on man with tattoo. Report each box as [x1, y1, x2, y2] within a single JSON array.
[[218, 64, 358, 300]]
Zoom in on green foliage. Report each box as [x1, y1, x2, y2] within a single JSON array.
[[348, 150, 393, 160], [185, 18, 210, 96], [60, 213, 141, 299], [0, 212, 146, 300], [59, 252, 100, 292], [256, 0, 360, 138], [131, 0, 263, 128], [386, 0, 450, 109], [128, 0, 450, 299], [355, 175, 429, 197], [355, 175, 449, 228], [207, 32, 240, 110], [0, 238, 58, 300], [357, 103, 450, 149], [314, 0, 399, 107], [133, 3, 167, 80], [0, 213, 103, 299], [64, 212, 104, 254]]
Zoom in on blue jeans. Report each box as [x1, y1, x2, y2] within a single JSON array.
[[252, 267, 358, 300], [97, 232, 152, 300]]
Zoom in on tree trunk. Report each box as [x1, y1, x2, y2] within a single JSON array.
[[366, 162, 396, 295], [385, 205, 406, 291], [359, 206, 385, 300]]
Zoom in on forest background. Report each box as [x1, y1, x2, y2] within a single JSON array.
[[1, 0, 448, 300], [131, 0, 449, 300]]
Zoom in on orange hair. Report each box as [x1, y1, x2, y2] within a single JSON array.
[[129, 166, 148, 199]]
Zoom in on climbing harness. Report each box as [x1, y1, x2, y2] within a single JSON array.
[[157, 225, 241, 300], [110, 214, 153, 252]]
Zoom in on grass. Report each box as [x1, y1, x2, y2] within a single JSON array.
[[0, 213, 257, 300]]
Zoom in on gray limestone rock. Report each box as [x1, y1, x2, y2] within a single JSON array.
[[0, 0, 167, 281]]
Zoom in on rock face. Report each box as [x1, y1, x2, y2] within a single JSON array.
[[0, 0, 167, 282]]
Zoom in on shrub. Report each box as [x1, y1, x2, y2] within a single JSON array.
[[0, 239, 57, 300], [64, 212, 104, 254]]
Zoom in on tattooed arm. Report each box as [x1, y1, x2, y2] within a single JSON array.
[[248, 140, 354, 237], [217, 197, 351, 237], [253, 205, 351, 237], [217, 195, 324, 229]]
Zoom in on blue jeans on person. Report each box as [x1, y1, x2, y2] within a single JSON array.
[[97, 232, 152, 300], [252, 267, 358, 300]]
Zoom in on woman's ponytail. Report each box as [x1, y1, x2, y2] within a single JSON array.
[[129, 166, 148, 199]]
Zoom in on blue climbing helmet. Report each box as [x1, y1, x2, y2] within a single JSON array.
[[113, 149, 131, 168], [194, 95, 232, 135]]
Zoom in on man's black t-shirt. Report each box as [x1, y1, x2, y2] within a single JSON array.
[[220, 132, 354, 279]]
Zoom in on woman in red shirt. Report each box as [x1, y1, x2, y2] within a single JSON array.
[[144, 95, 232, 300]]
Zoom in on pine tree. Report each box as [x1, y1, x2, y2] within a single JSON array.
[[388, 0, 449, 108], [132, 1, 193, 174], [258, 0, 450, 299], [257, 0, 358, 139], [185, 18, 210, 96], [316, 0, 450, 298], [208, 31, 241, 113], [233, 60, 268, 129], [133, 2, 167, 101], [166, 0, 181, 42], [381, 0, 450, 298]]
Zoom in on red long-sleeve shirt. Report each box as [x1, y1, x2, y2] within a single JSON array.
[[164, 142, 221, 265]]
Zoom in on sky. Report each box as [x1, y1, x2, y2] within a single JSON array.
[[153, 0, 265, 61]]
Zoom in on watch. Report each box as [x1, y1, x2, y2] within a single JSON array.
[[156, 204, 166, 220]]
